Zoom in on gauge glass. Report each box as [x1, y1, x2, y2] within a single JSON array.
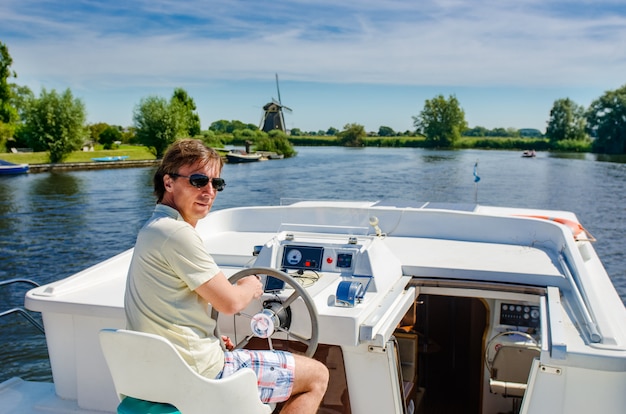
[[286, 249, 302, 265]]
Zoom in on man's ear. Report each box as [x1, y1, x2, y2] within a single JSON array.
[[164, 174, 174, 191]]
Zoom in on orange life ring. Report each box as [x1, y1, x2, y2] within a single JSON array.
[[516, 215, 595, 241]]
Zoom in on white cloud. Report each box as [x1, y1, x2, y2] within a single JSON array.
[[5, 0, 625, 89], [3, 0, 625, 130]]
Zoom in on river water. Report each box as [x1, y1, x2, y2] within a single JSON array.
[[1, 146, 625, 383]]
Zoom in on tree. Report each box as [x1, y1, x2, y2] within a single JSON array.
[[546, 98, 587, 142], [586, 85, 626, 154], [255, 129, 297, 158], [463, 126, 489, 137], [337, 123, 366, 147], [133, 96, 179, 158], [10, 84, 34, 120], [519, 128, 543, 138], [89, 122, 110, 144], [99, 126, 122, 149], [209, 119, 256, 134], [228, 120, 248, 133], [19, 88, 87, 162], [413, 94, 467, 147], [121, 126, 137, 144], [0, 41, 18, 148], [378, 126, 395, 137], [0, 41, 17, 124], [209, 119, 230, 133], [170, 88, 201, 137], [5, 85, 34, 149]]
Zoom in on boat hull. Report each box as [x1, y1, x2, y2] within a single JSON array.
[[226, 153, 261, 163], [91, 156, 129, 162], [0, 159, 29, 174], [6, 201, 626, 413]]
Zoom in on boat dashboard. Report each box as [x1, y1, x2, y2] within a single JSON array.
[[219, 230, 416, 348]]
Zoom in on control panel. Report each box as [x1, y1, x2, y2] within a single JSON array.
[[265, 244, 360, 293], [256, 233, 403, 306], [280, 244, 359, 274], [282, 245, 325, 271], [498, 301, 540, 329]]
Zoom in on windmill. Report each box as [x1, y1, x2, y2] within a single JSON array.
[[260, 74, 292, 133]]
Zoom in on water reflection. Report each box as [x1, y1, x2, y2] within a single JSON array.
[[546, 152, 593, 161], [546, 152, 626, 164], [30, 172, 83, 196], [595, 153, 626, 164], [0, 179, 18, 233]]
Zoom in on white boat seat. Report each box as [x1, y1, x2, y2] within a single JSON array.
[[99, 329, 272, 414], [489, 344, 540, 398]]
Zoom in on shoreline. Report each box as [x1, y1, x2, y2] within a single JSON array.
[[27, 159, 160, 173]]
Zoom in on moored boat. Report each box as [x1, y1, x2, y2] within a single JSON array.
[[257, 151, 285, 160], [226, 150, 262, 163], [522, 150, 536, 158], [91, 156, 129, 162], [0, 159, 29, 175], [2, 200, 625, 413]]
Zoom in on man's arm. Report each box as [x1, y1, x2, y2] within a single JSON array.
[[195, 272, 263, 315]]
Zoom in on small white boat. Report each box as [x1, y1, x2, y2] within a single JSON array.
[[3, 200, 625, 413], [0, 159, 29, 174]]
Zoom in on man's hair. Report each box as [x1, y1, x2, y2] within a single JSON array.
[[154, 139, 224, 202]]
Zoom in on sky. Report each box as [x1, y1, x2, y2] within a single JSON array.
[[1, 0, 625, 133]]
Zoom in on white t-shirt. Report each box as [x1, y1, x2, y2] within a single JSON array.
[[125, 204, 224, 378]]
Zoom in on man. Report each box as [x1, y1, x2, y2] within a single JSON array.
[[125, 139, 328, 413]]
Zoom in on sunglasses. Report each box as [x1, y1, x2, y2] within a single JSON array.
[[169, 173, 226, 191]]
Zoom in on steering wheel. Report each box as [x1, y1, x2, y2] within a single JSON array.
[[484, 330, 539, 372], [211, 267, 320, 357]]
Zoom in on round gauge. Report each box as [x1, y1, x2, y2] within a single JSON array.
[[286, 249, 302, 265], [530, 309, 540, 319]]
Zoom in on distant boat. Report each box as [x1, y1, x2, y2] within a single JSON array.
[[91, 156, 129, 162], [522, 150, 536, 158], [0, 159, 29, 175], [226, 150, 261, 163]]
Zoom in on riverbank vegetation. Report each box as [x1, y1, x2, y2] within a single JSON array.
[[1, 40, 624, 160], [1, 145, 156, 164]]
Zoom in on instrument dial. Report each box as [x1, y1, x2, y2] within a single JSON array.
[[286, 249, 302, 265]]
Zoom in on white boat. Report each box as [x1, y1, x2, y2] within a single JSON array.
[[226, 150, 262, 163], [3, 200, 625, 413]]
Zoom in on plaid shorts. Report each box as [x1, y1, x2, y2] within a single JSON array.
[[217, 349, 295, 403]]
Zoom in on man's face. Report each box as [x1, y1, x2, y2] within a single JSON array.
[[162, 160, 222, 227]]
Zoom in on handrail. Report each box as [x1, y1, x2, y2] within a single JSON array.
[[0, 308, 45, 333], [0, 278, 45, 333], [558, 253, 602, 343], [0, 278, 41, 289]]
